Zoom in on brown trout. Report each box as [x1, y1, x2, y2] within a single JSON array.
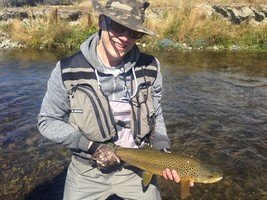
[[116, 147, 223, 199]]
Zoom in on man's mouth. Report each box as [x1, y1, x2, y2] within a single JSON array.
[[115, 42, 126, 50]]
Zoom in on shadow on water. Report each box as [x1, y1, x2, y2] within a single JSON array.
[[26, 169, 123, 200], [27, 169, 67, 200], [0, 49, 266, 200]]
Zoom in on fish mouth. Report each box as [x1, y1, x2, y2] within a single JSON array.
[[214, 176, 223, 182]]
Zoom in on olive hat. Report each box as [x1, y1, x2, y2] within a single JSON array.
[[91, 0, 155, 36]]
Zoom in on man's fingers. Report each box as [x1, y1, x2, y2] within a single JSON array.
[[171, 169, 180, 183], [163, 169, 194, 186], [162, 168, 180, 183], [165, 168, 173, 180], [162, 169, 168, 179], [190, 181, 194, 187]]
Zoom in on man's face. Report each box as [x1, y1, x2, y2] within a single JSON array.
[[97, 16, 139, 66]]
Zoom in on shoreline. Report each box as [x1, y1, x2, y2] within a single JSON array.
[[0, 3, 266, 51]]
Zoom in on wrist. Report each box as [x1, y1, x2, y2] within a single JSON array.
[[88, 142, 101, 154]]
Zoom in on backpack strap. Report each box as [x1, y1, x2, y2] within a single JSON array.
[[61, 51, 98, 91], [130, 53, 158, 145], [134, 53, 157, 83]]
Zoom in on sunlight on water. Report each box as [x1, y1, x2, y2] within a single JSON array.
[[0, 49, 266, 200], [154, 50, 267, 200]]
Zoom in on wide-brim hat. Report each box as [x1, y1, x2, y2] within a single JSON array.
[[91, 0, 155, 36]]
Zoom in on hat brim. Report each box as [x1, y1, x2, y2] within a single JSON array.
[[92, 0, 155, 36]]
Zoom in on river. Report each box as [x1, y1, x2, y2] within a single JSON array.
[[0, 48, 266, 200]]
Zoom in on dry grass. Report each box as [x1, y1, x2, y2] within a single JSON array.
[[9, 20, 32, 44], [143, 0, 267, 49], [81, 0, 267, 7], [6, 9, 97, 49], [78, 0, 266, 8], [2, 0, 266, 50], [155, 5, 207, 43], [148, 0, 267, 7]]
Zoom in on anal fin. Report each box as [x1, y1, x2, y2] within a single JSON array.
[[142, 171, 154, 187], [180, 180, 191, 199]]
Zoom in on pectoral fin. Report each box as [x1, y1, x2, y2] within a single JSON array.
[[180, 180, 191, 199], [142, 171, 154, 187]]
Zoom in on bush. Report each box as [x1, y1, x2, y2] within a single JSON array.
[[8, 14, 97, 49]]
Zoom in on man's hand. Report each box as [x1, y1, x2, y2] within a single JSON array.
[[163, 168, 194, 187], [91, 143, 120, 169], [161, 148, 194, 186]]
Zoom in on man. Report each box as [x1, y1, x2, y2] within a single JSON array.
[[38, 0, 193, 199]]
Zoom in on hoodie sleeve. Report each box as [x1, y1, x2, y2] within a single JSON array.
[[37, 62, 90, 152], [151, 58, 171, 150]]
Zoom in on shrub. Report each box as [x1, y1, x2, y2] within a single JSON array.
[[8, 12, 97, 49]]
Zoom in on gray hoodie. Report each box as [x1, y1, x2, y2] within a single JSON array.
[[37, 33, 170, 155]]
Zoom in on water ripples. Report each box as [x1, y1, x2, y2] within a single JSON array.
[[0, 49, 266, 199], [157, 52, 267, 199]]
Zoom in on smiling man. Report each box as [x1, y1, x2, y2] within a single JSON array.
[[37, 0, 190, 199]]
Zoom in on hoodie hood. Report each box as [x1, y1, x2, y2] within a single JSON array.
[[80, 32, 140, 74]]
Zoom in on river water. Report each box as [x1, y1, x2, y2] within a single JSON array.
[[0, 48, 266, 200]]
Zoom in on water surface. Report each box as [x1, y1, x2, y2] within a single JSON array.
[[0, 49, 266, 200]]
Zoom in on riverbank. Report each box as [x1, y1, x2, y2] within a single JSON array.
[[0, 1, 266, 51]]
